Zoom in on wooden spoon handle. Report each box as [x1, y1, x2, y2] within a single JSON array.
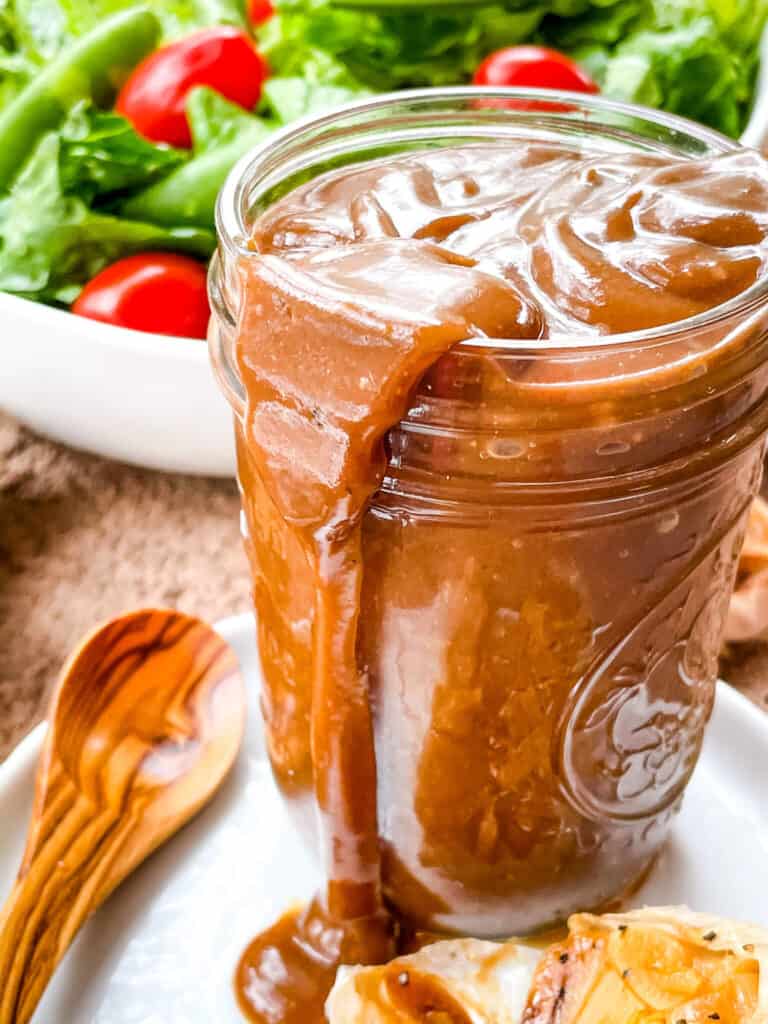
[[0, 609, 245, 1023], [0, 770, 130, 1024]]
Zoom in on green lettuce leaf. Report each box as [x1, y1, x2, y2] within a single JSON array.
[[58, 102, 186, 202], [0, 0, 35, 103], [10, 0, 69, 63], [261, 0, 545, 89], [558, 0, 768, 137], [0, 131, 213, 302], [542, 0, 644, 46], [261, 73, 370, 123], [187, 84, 275, 149], [59, 0, 247, 40]]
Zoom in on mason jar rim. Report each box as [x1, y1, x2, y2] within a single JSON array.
[[215, 85, 768, 354]]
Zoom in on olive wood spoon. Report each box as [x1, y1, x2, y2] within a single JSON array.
[[0, 608, 245, 1024]]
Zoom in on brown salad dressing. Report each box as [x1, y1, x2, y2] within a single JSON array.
[[231, 142, 768, 1023]]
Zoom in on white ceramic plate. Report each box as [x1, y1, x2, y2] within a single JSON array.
[[1, 612, 768, 1022]]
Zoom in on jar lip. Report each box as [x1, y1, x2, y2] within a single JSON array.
[[216, 85, 768, 354]]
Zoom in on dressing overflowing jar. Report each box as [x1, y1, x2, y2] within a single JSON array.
[[209, 90, 768, 966]]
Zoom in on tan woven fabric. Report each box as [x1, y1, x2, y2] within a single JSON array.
[[0, 412, 249, 760]]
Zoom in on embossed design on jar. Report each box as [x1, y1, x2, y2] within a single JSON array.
[[559, 639, 709, 823], [557, 512, 747, 825]]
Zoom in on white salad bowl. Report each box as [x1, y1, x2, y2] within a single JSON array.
[[2, 60, 768, 478], [0, 291, 236, 476]]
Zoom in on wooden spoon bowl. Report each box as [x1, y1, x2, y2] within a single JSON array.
[[0, 609, 245, 1024]]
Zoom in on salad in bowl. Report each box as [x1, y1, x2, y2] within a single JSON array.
[[0, 0, 765, 473]]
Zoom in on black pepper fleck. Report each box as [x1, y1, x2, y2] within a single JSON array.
[[618, 925, 628, 933], [397, 971, 410, 987], [559, 953, 569, 964], [709, 1015, 720, 1020], [703, 931, 717, 942], [622, 969, 631, 979]]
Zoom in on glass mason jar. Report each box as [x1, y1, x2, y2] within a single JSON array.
[[209, 89, 768, 936]]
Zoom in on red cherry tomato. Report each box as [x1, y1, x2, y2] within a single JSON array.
[[473, 45, 598, 96], [248, 0, 274, 25], [116, 27, 268, 148], [72, 254, 211, 339]]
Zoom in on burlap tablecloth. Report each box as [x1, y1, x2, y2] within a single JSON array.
[[1, 411, 767, 762], [0, 412, 250, 759]]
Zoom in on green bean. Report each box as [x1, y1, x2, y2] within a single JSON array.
[[121, 127, 271, 229], [0, 9, 160, 191]]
